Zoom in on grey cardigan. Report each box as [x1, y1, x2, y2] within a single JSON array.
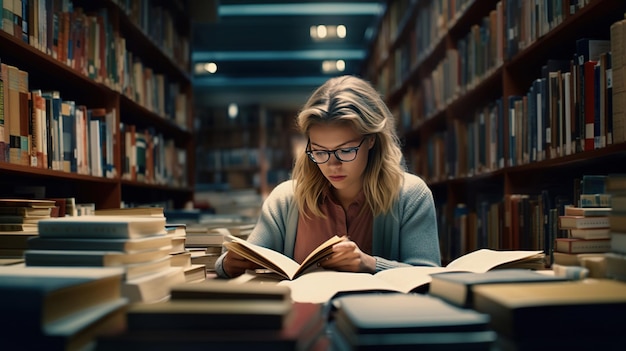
[[214, 172, 441, 278]]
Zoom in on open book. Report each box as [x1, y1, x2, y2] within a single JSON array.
[[223, 234, 346, 280], [272, 249, 546, 303]]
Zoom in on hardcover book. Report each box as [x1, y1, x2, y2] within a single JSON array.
[[330, 293, 496, 350], [0, 266, 125, 333], [37, 215, 167, 238], [428, 269, 569, 308], [558, 215, 610, 229], [554, 237, 611, 254], [27, 235, 173, 253], [472, 279, 626, 339]]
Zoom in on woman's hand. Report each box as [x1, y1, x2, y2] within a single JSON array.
[[223, 251, 262, 278], [320, 239, 376, 273]]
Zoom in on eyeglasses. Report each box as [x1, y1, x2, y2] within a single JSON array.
[[306, 137, 367, 164]]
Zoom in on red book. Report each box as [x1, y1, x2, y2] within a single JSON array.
[[583, 60, 597, 151]]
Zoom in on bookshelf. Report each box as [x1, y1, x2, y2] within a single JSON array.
[[0, 0, 194, 210], [366, 0, 626, 264], [196, 104, 297, 197]]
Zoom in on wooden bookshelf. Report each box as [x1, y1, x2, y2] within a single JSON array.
[[366, 0, 626, 264], [0, 0, 194, 209], [195, 104, 297, 197]]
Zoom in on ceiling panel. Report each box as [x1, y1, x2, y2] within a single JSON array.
[[191, 1, 385, 107]]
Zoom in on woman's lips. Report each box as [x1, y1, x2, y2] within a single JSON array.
[[328, 175, 347, 182]]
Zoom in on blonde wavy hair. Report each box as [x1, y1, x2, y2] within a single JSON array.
[[291, 75, 405, 217]]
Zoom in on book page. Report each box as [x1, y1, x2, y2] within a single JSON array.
[[446, 249, 543, 273], [224, 237, 300, 279], [224, 235, 345, 280], [278, 271, 405, 303], [374, 266, 455, 292]]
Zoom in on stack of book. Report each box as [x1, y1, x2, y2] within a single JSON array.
[[164, 223, 206, 283], [97, 208, 207, 283], [0, 199, 56, 259], [329, 293, 496, 350], [96, 280, 329, 350], [555, 205, 611, 272], [184, 225, 231, 273], [606, 173, 626, 281], [0, 265, 128, 350], [25, 215, 185, 303]]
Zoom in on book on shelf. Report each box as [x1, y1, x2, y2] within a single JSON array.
[[558, 215, 610, 229], [24, 246, 172, 267], [568, 227, 611, 239], [273, 249, 545, 303], [96, 301, 326, 351], [223, 234, 347, 280], [472, 278, 626, 339], [26, 234, 173, 253], [37, 215, 167, 239], [554, 237, 611, 254], [330, 293, 496, 351], [564, 206, 612, 216], [428, 269, 569, 308], [94, 207, 165, 217]]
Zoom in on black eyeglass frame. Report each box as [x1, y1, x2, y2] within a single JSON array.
[[305, 137, 367, 164]]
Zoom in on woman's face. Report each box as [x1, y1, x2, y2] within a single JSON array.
[[308, 123, 374, 197]]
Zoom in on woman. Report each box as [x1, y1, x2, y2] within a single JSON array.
[[215, 75, 441, 278]]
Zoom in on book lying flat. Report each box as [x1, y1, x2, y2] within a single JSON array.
[[223, 234, 347, 280], [27, 235, 173, 253], [96, 302, 326, 351], [428, 269, 569, 308], [276, 249, 545, 303], [330, 293, 496, 350], [24, 246, 172, 267], [170, 279, 291, 302], [37, 215, 167, 238], [558, 215, 610, 229], [564, 206, 611, 217], [472, 279, 626, 339], [126, 299, 293, 331], [0, 266, 124, 332]]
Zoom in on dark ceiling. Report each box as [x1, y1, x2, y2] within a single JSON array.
[[191, 1, 385, 108]]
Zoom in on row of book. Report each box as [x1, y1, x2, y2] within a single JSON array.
[[415, 35, 622, 182], [0, 1, 190, 131], [0, 61, 189, 187]]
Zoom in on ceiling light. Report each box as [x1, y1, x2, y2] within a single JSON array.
[[336, 60, 345, 71], [316, 25, 327, 39], [204, 62, 218, 73], [228, 103, 238, 119], [337, 25, 346, 38], [310, 25, 347, 41], [322, 60, 346, 73]]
